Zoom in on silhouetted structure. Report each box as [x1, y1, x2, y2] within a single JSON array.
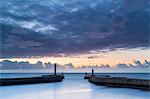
[[88, 75, 150, 90], [0, 75, 64, 86], [92, 69, 94, 76], [0, 63, 65, 86], [54, 63, 57, 75], [84, 70, 95, 79]]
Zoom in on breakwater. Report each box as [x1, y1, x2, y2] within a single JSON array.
[[0, 75, 64, 86], [0, 63, 65, 86], [88, 75, 150, 90]]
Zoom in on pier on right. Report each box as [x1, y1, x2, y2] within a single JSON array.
[[84, 69, 150, 91]]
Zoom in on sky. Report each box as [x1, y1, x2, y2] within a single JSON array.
[[0, 0, 149, 67]]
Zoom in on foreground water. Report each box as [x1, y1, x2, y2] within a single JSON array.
[[0, 73, 150, 99]]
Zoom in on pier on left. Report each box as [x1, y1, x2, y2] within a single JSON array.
[[0, 64, 64, 86]]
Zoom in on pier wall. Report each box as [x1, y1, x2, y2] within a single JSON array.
[[89, 76, 150, 90]]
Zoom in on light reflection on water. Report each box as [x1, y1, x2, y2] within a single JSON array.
[[0, 74, 150, 99]]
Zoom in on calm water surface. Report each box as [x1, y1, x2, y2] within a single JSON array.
[[0, 73, 150, 99]]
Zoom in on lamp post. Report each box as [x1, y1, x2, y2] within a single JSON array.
[[54, 63, 57, 75], [92, 69, 94, 76]]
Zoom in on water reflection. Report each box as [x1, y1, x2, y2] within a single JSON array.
[[0, 74, 149, 99]]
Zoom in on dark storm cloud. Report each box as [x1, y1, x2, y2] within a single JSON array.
[[0, 0, 149, 57]]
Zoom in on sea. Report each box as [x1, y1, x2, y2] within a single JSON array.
[[0, 73, 150, 99]]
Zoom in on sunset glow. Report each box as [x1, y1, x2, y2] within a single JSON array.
[[0, 48, 149, 67]]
